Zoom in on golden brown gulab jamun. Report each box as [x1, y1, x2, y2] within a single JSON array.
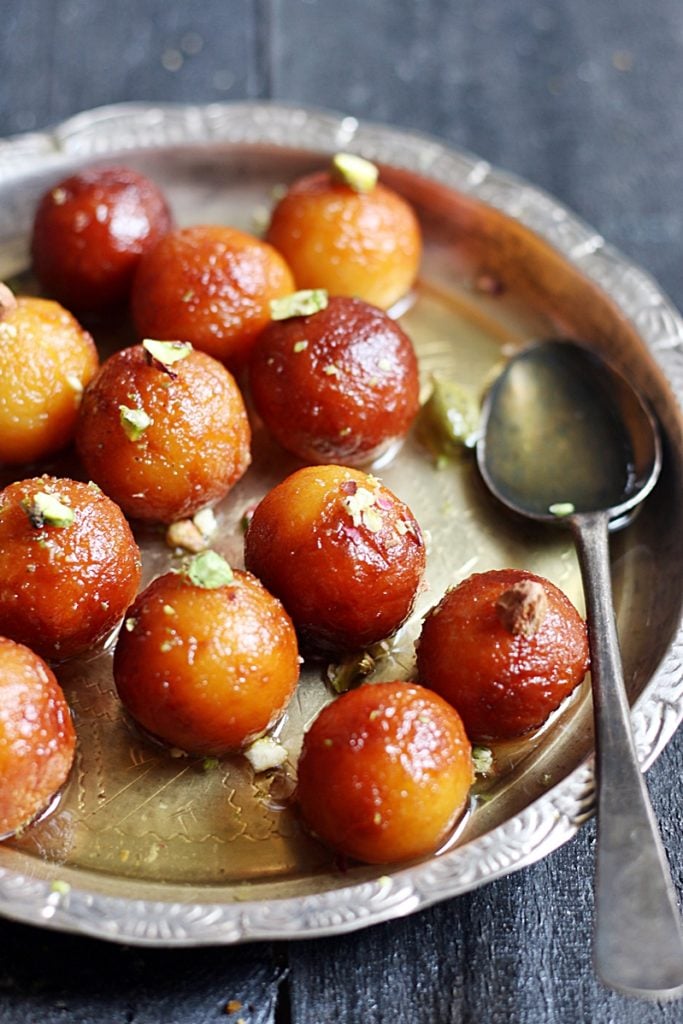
[[296, 681, 473, 864], [244, 465, 426, 654], [31, 165, 172, 311], [130, 225, 295, 368], [113, 553, 300, 755], [0, 288, 98, 466], [265, 154, 421, 310], [76, 340, 251, 523], [0, 476, 141, 660], [249, 294, 420, 465], [416, 569, 590, 741], [0, 637, 76, 838]]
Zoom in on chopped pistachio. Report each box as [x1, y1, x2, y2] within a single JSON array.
[[270, 289, 328, 320], [142, 338, 192, 373], [373, 811, 382, 825], [496, 580, 548, 638], [192, 506, 217, 539], [472, 746, 494, 775], [293, 339, 309, 353], [330, 152, 379, 193], [202, 756, 219, 772], [162, 605, 176, 616], [326, 650, 376, 694], [50, 879, 71, 895], [243, 736, 288, 773], [0, 282, 17, 321], [22, 491, 74, 529], [119, 404, 152, 442], [124, 617, 137, 632], [181, 289, 195, 303], [322, 363, 340, 377], [165, 519, 208, 553], [549, 502, 575, 517], [184, 550, 233, 589], [343, 486, 383, 533], [159, 641, 172, 653], [418, 374, 480, 461]]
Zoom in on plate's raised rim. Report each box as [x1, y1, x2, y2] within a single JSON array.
[[1, 101, 682, 947]]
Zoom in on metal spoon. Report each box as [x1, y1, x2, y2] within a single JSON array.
[[477, 338, 683, 998]]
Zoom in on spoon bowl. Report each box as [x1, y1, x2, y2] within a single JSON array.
[[477, 339, 683, 999]]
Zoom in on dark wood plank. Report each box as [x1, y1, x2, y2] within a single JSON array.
[[0, 0, 259, 137], [0, 919, 285, 1024]]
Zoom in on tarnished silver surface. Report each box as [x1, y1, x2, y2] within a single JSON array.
[[0, 102, 681, 946]]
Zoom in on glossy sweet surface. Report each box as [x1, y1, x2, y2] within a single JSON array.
[[113, 568, 300, 755], [0, 637, 76, 838], [77, 343, 251, 522], [417, 569, 590, 740], [266, 171, 421, 309], [31, 166, 172, 311], [0, 476, 141, 660], [249, 296, 420, 465], [244, 465, 426, 653], [0, 296, 98, 465], [131, 225, 295, 368], [297, 681, 473, 864]]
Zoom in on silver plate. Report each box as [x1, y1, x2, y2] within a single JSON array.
[[0, 102, 682, 947]]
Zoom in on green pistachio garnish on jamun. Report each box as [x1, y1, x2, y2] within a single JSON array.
[[326, 650, 376, 694], [119, 404, 152, 442], [270, 289, 328, 321], [21, 491, 74, 529], [184, 550, 234, 589], [330, 152, 379, 193], [142, 338, 192, 374]]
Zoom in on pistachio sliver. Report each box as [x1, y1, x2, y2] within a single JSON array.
[[270, 289, 328, 321], [142, 338, 192, 372], [549, 502, 576, 517], [21, 491, 74, 529], [119, 405, 152, 442], [330, 152, 379, 193], [184, 550, 233, 589]]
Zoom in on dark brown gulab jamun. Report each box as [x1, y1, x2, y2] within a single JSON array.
[[416, 569, 590, 741], [0, 289, 98, 466], [76, 340, 251, 523], [296, 680, 473, 864], [131, 225, 295, 368], [244, 465, 426, 654], [249, 294, 420, 465], [266, 154, 421, 310], [31, 166, 172, 311], [0, 637, 76, 838], [113, 553, 300, 755], [0, 476, 142, 660]]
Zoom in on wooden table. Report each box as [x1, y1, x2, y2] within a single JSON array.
[[1, 2, 682, 1021]]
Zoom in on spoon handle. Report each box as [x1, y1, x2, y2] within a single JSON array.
[[573, 511, 683, 998]]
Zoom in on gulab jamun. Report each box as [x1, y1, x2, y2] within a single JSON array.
[[76, 340, 251, 523], [244, 465, 426, 654], [0, 637, 76, 838], [265, 154, 422, 310], [0, 289, 98, 466], [297, 681, 473, 864], [249, 294, 420, 465], [131, 225, 295, 368], [416, 569, 590, 741], [113, 553, 300, 755], [31, 166, 172, 311], [0, 476, 141, 661]]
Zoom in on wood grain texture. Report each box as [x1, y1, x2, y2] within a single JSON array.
[[0, 1, 682, 1021]]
